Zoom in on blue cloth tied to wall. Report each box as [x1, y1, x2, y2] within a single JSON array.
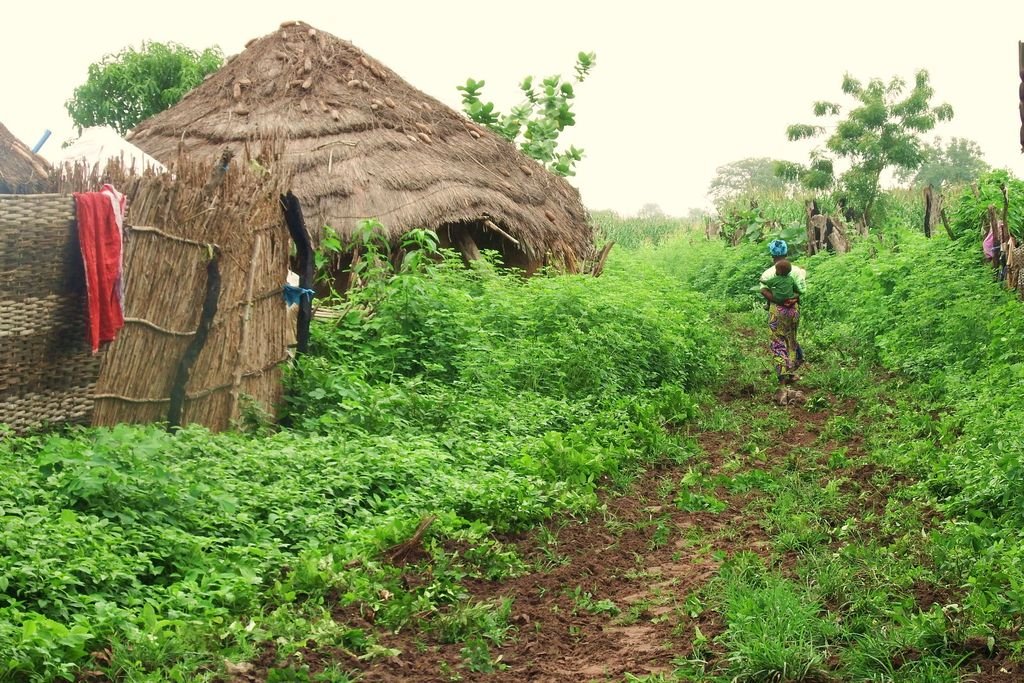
[[283, 284, 315, 306]]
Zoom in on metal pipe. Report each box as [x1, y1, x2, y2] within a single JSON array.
[[31, 129, 51, 154]]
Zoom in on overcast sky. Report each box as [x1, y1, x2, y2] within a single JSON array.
[[4, 1, 1024, 216]]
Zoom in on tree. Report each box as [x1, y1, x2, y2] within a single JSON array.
[[66, 42, 223, 135], [777, 69, 953, 222], [638, 203, 664, 218], [458, 52, 596, 176], [898, 137, 989, 189], [707, 157, 795, 205]]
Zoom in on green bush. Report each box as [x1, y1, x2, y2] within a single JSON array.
[[949, 169, 1024, 240]]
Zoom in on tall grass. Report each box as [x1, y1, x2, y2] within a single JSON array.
[[590, 210, 693, 249]]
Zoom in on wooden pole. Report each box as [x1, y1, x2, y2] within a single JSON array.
[[1019, 40, 1024, 153], [923, 186, 933, 238], [805, 200, 818, 255], [451, 226, 481, 262], [591, 241, 615, 277], [229, 234, 262, 424]]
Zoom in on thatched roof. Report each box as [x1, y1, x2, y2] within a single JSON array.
[[129, 21, 594, 269], [0, 121, 49, 194]]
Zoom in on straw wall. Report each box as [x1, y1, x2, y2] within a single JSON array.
[[77, 151, 293, 431], [0, 194, 101, 432], [1, 148, 292, 435]]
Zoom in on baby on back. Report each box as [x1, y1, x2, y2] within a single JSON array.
[[763, 259, 799, 305]]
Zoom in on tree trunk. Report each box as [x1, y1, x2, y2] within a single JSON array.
[[281, 192, 314, 354]]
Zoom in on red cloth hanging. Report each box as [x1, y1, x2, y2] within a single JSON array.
[[74, 186, 125, 352]]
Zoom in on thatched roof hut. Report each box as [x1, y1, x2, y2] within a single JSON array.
[[0, 122, 49, 194], [129, 21, 594, 273]]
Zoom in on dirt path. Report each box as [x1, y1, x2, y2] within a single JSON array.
[[251, 323, 1017, 683], [343, 341, 883, 681]]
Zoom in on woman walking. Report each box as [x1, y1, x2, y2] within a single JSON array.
[[759, 240, 806, 385]]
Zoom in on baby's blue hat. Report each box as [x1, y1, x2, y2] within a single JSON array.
[[768, 239, 788, 257]]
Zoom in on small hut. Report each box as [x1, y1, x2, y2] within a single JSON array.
[[0, 121, 49, 194], [129, 21, 594, 275]]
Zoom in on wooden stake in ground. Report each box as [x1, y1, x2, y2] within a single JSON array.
[[923, 186, 934, 238], [1019, 40, 1023, 153], [805, 200, 820, 255], [591, 241, 615, 277], [940, 206, 955, 241]]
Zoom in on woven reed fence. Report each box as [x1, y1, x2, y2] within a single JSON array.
[[57, 149, 292, 432], [0, 194, 100, 432], [1, 151, 293, 434]]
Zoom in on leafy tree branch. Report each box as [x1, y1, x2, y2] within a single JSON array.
[[457, 52, 596, 177], [66, 42, 223, 135]]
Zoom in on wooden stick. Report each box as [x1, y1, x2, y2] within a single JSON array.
[[591, 241, 615, 277], [130, 224, 220, 251], [281, 191, 314, 355], [123, 317, 197, 337], [804, 201, 814, 255], [385, 515, 436, 564], [1001, 183, 1011, 244], [168, 255, 221, 429], [940, 207, 955, 241], [482, 218, 520, 246]]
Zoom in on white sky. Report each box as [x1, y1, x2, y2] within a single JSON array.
[[4, 0, 1024, 216]]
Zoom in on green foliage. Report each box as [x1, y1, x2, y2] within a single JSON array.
[[871, 188, 926, 234], [707, 157, 797, 207], [589, 210, 691, 249], [0, 234, 722, 679], [66, 41, 223, 135], [899, 137, 989, 190], [949, 169, 1024, 240], [782, 69, 954, 222], [457, 51, 595, 176], [716, 194, 811, 249]]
